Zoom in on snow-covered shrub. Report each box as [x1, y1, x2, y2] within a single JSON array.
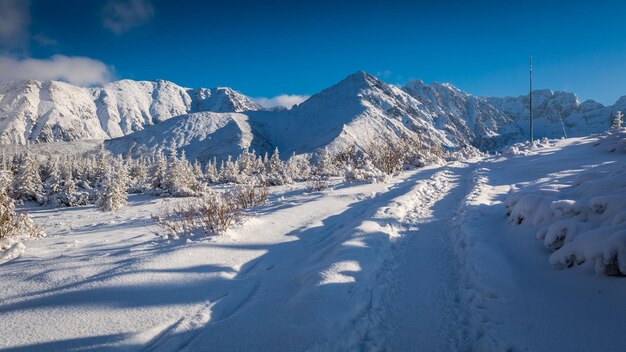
[[446, 145, 484, 162], [233, 183, 269, 209], [152, 191, 242, 238], [366, 137, 405, 175], [0, 191, 45, 240], [505, 191, 557, 226], [307, 174, 331, 191], [343, 158, 388, 183], [506, 134, 626, 276]]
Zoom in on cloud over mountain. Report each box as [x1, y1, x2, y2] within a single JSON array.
[[0, 55, 113, 85]]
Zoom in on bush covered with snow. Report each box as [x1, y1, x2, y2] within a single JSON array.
[[0, 190, 45, 264], [152, 190, 243, 239], [505, 130, 626, 276], [0, 191, 45, 241]]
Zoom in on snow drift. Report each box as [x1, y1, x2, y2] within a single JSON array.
[[505, 129, 626, 275]]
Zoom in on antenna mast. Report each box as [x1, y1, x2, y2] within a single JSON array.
[[529, 56, 534, 145]]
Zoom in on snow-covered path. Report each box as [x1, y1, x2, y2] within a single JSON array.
[[375, 165, 474, 352], [173, 167, 469, 352]]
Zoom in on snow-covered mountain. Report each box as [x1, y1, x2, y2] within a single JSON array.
[[0, 72, 622, 160], [251, 71, 453, 153], [402, 81, 620, 150], [0, 79, 260, 144], [106, 71, 624, 161], [485, 90, 611, 140], [105, 111, 271, 163], [106, 72, 457, 161], [402, 80, 522, 150]]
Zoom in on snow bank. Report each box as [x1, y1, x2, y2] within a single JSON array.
[[505, 130, 626, 275], [502, 137, 559, 156], [0, 239, 26, 264]]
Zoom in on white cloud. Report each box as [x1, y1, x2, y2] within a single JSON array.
[[0, 0, 31, 50], [0, 55, 113, 85], [102, 0, 155, 35], [33, 33, 58, 46], [255, 94, 310, 110]]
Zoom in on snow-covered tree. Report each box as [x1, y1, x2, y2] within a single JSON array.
[[128, 157, 148, 193], [613, 111, 624, 129], [12, 152, 44, 203], [266, 147, 289, 185], [150, 153, 168, 191], [205, 158, 219, 184], [285, 152, 312, 182], [97, 164, 128, 211], [0, 169, 13, 194], [193, 160, 205, 183], [44, 161, 63, 206], [237, 149, 258, 179], [315, 147, 339, 177], [0, 190, 45, 239], [219, 156, 240, 184], [62, 170, 80, 207], [164, 151, 204, 196]]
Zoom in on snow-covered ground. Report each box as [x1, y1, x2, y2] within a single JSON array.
[[2, 132, 626, 351]]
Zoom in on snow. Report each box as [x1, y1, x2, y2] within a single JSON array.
[[1, 132, 626, 351], [505, 129, 626, 276], [0, 239, 26, 264]]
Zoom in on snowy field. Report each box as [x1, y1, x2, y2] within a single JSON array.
[[1, 132, 626, 351]]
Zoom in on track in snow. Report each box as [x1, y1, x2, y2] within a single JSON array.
[[360, 163, 476, 351]]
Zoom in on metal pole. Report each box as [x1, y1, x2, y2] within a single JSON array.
[[530, 56, 533, 145]]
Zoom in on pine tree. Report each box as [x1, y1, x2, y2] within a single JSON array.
[[62, 170, 79, 206], [114, 155, 130, 193], [13, 152, 44, 203], [237, 149, 257, 178], [193, 160, 205, 183], [286, 152, 312, 182], [267, 147, 288, 185], [150, 153, 168, 191], [220, 156, 240, 184], [44, 161, 63, 206], [164, 150, 203, 196], [315, 147, 339, 177], [97, 165, 127, 211], [613, 111, 624, 129], [128, 158, 148, 193], [205, 158, 219, 184]]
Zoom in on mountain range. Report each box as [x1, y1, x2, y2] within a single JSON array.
[[0, 71, 622, 161]]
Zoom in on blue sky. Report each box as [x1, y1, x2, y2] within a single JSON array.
[[1, 0, 626, 105]]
